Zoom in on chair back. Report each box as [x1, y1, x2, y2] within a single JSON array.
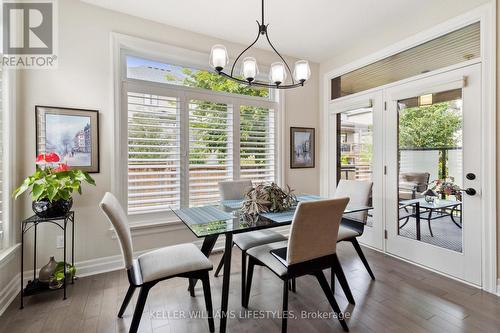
[[399, 172, 430, 193], [99, 192, 134, 269], [219, 179, 253, 200], [334, 180, 373, 223], [287, 198, 349, 265]]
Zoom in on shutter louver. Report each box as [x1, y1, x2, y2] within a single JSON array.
[[189, 100, 233, 207], [127, 92, 181, 214], [240, 106, 275, 184]]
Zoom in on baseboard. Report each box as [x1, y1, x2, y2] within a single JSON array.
[[0, 273, 20, 317]]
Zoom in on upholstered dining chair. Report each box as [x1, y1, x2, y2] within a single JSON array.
[[334, 180, 375, 282], [99, 192, 215, 333], [245, 198, 352, 333], [215, 179, 287, 306]]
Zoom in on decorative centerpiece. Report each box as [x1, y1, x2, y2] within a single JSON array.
[[13, 153, 95, 218], [429, 177, 462, 201], [49, 261, 76, 290], [421, 188, 438, 204], [242, 183, 297, 215]]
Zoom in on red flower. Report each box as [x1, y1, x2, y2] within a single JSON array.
[[54, 163, 70, 172], [35, 153, 60, 164]]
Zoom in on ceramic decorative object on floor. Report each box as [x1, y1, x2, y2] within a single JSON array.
[[38, 256, 58, 283]]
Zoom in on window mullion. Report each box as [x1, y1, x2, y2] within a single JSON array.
[[179, 92, 189, 208], [233, 102, 240, 180]]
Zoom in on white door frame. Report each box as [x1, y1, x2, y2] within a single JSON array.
[[320, 3, 497, 293]]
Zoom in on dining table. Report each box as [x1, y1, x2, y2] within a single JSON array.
[[172, 194, 372, 333]]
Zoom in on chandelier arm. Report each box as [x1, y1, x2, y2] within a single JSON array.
[[230, 21, 262, 77], [264, 28, 296, 84], [218, 71, 303, 89]]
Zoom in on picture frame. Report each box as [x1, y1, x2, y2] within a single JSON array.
[[36, 106, 100, 173], [290, 127, 315, 169]]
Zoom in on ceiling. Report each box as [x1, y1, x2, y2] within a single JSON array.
[[81, 0, 490, 63]]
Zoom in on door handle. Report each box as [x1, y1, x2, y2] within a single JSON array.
[[460, 188, 477, 196]]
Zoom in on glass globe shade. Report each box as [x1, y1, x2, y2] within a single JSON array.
[[293, 60, 311, 82], [209, 44, 228, 71], [269, 62, 287, 85]]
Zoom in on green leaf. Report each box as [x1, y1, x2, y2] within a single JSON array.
[[32, 183, 44, 200]]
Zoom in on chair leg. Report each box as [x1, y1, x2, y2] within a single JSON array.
[[118, 284, 136, 318], [241, 250, 247, 307], [332, 254, 355, 305], [330, 268, 335, 293], [292, 278, 296, 292], [314, 271, 349, 332], [282, 279, 289, 333], [214, 253, 225, 277], [350, 238, 375, 280], [244, 257, 255, 308], [201, 273, 215, 333], [129, 285, 151, 333]]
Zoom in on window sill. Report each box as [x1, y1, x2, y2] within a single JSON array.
[[0, 243, 21, 268]]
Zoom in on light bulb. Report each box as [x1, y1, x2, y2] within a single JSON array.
[[293, 60, 311, 83], [241, 57, 258, 82], [270, 62, 286, 85], [209, 44, 228, 71]]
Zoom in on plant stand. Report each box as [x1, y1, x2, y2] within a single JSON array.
[[20, 212, 75, 309]]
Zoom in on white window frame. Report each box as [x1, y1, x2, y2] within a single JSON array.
[[112, 34, 284, 227], [0, 63, 16, 252]]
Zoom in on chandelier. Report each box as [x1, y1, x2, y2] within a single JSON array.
[[209, 0, 311, 89]]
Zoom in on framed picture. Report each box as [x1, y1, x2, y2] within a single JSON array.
[[36, 106, 99, 173], [290, 127, 315, 168]]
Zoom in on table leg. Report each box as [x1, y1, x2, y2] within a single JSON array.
[[33, 224, 37, 282], [450, 204, 462, 228], [220, 233, 233, 333], [188, 235, 219, 296], [415, 202, 421, 241], [427, 209, 434, 237], [72, 215, 75, 284]]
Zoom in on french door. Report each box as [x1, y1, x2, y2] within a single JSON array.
[[385, 64, 482, 285], [328, 90, 385, 250]]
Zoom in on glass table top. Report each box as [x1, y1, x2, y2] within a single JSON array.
[[399, 198, 462, 209], [173, 197, 372, 238]]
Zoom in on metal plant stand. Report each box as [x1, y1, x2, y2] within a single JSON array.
[[20, 212, 75, 309]]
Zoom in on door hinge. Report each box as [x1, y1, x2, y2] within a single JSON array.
[[384, 229, 388, 239], [384, 166, 387, 175], [384, 101, 387, 110]]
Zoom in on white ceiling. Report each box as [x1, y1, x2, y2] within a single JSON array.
[[81, 0, 490, 63]]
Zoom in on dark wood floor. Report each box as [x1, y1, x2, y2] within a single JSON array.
[[1, 243, 500, 333]]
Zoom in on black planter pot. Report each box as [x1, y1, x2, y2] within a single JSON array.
[[32, 198, 73, 218]]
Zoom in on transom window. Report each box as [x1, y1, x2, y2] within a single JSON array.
[[123, 55, 279, 214]]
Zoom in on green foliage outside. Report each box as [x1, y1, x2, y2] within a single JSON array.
[[399, 101, 462, 179], [128, 68, 273, 169], [399, 102, 462, 149]]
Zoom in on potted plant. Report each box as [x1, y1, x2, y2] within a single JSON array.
[[429, 177, 462, 201], [49, 261, 76, 290], [242, 183, 297, 215], [13, 153, 96, 218]]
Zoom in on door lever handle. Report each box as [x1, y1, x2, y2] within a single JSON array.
[[460, 188, 476, 196]]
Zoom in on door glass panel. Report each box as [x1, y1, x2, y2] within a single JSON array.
[[337, 107, 374, 227], [397, 89, 463, 252]]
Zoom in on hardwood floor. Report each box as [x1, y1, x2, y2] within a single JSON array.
[[1, 242, 500, 333]]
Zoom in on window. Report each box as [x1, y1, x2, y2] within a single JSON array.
[[123, 55, 280, 214]]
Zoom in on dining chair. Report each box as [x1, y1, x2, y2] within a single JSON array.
[[215, 179, 287, 306], [334, 180, 375, 282], [99, 192, 215, 333], [244, 198, 352, 333]]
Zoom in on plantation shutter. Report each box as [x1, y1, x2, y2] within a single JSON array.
[[127, 91, 181, 214], [239, 106, 276, 184], [188, 99, 233, 207], [0, 65, 3, 248]]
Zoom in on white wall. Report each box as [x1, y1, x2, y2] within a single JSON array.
[[13, 0, 319, 274]]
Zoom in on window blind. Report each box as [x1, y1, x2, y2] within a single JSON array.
[[240, 106, 276, 184], [127, 92, 181, 214], [189, 100, 233, 206]]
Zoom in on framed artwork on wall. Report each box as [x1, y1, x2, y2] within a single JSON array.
[[36, 106, 100, 173], [290, 127, 315, 168]]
